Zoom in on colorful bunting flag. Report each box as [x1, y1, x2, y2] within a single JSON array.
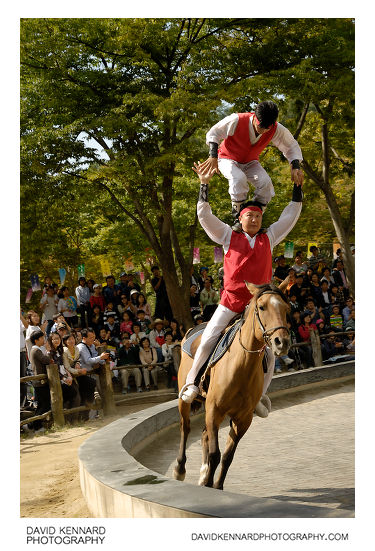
[[25, 288, 33, 303], [307, 242, 318, 256], [100, 259, 111, 277], [214, 247, 223, 263], [59, 268, 66, 285], [30, 274, 41, 291], [193, 247, 200, 264], [77, 264, 85, 278], [284, 241, 294, 259], [140, 271, 145, 284]]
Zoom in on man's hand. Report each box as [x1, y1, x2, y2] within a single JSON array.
[[199, 157, 220, 175], [291, 167, 304, 186], [192, 161, 217, 184]]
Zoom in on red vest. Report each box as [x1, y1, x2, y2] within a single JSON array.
[[218, 112, 277, 164], [220, 231, 272, 313]]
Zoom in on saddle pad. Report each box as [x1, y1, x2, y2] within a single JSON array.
[[207, 318, 244, 368], [182, 322, 208, 358]]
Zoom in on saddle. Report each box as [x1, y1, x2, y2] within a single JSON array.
[[182, 316, 245, 398]]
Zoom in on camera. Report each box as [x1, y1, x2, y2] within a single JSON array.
[[106, 350, 116, 361]]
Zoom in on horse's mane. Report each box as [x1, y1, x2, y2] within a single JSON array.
[[253, 283, 289, 304]]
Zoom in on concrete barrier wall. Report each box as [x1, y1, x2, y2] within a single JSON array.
[[78, 361, 354, 518]]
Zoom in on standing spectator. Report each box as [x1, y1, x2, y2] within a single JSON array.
[[308, 245, 326, 270], [190, 284, 201, 320], [87, 279, 95, 295], [48, 332, 80, 419], [309, 273, 324, 307], [75, 277, 91, 328], [162, 332, 178, 389], [332, 260, 349, 297], [329, 304, 344, 330], [126, 273, 141, 298], [29, 330, 51, 433], [136, 293, 152, 320], [39, 285, 59, 336], [273, 255, 290, 283], [25, 311, 48, 358], [20, 311, 29, 406], [102, 275, 121, 306], [200, 278, 220, 321], [292, 254, 308, 276], [139, 336, 160, 391], [117, 337, 142, 394], [89, 284, 106, 312], [150, 265, 173, 321], [118, 272, 130, 297], [149, 318, 166, 362], [62, 332, 96, 421], [332, 248, 344, 269], [90, 304, 104, 338], [57, 286, 78, 327]]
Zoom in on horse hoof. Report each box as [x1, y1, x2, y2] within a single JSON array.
[[173, 468, 186, 481]]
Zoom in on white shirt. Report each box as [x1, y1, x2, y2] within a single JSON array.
[[206, 113, 303, 164], [40, 294, 58, 320], [197, 200, 302, 255]]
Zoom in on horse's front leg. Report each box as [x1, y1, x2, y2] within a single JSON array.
[[173, 400, 191, 481], [213, 414, 252, 490], [198, 408, 223, 487]]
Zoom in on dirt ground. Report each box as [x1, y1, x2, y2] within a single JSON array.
[[20, 395, 174, 518]]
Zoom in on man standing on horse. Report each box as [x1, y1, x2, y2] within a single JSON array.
[[179, 162, 303, 408], [199, 100, 304, 229]]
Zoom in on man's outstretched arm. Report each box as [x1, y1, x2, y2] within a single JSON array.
[[267, 184, 303, 249]]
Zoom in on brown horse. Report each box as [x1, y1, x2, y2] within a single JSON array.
[[174, 281, 290, 490]]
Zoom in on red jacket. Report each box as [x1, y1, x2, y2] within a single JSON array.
[[220, 231, 272, 313], [219, 112, 277, 164]]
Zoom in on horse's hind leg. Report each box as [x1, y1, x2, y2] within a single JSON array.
[[198, 425, 209, 485], [173, 399, 191, 481], [213, 414, 252, 490]]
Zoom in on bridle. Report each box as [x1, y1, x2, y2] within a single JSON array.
[[239, 291, 289, 354]]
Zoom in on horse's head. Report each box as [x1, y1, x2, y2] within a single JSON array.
[[246, 280, 291, 356]]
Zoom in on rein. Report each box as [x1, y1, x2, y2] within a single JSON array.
[[238, 291, 289, 354]]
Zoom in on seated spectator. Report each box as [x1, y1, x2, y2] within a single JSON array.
[[102, 275, 121, 306], [316, 318, 331, 337], [342, 297, 355, 325], [162, 332, 178, 389], [56, 322, 69, 341], [137, 310, 151, 334], [292, 254, 308, 276], [285, 268, 297, 296], [320, 280, 332, 313], [286, 319, 314, 369], [320, 267, 335, 287], [149, 318, 166, 362], [169, 318, 185, 342], [345, 308, 355, 331], [273, 255, 290, 283], [345, 329, 355, 354], [130, 322, 146, 346], [90, 304, 104, 337], [330, 304, 344, 330], [28, 330, 52, 433], [190, 284, 201, 320], [25, 310, 48, 358], [289, 274, 309, 307], [136, 293, 152, 320], [117, 337, 142, 394], [120, 311, 134, 335], [39, 285, 59, 336], [98, 327, 118, 349], [288, 293, 302, 315], [139, 336, 160, 391], [48, 332, 80, 421], [89, 284, 106, 312], [57, 286, 78, 327], [197, 266, 209, 292], [75, 277, 91, 328], [103, 301, 119, 323], [129, 288, 140, 309], [104, 314, 121, 343], [304, 298, 323, 325], [304, 268, 313, 287], [194, 313, 204, 325], [298, 313, 317, 343], [74, 329, 83, 344], [118, 294, 137, 318], [77, 328, 110, 400], [321, 330, 345, 360], [200, 278, 220, 321]]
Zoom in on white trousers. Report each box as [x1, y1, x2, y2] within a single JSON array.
[[218, 158, 275, 205], [186, 304, 275, 395]]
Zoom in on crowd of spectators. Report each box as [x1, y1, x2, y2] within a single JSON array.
[[20, 247, 354, 433]]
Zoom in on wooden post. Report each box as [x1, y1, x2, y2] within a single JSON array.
[[46, 363, 65, 427], [97, 347, 116, 416], [310, 329, 323, 367]]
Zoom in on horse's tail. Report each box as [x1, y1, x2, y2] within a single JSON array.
[[191, 400, 203, 414]]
